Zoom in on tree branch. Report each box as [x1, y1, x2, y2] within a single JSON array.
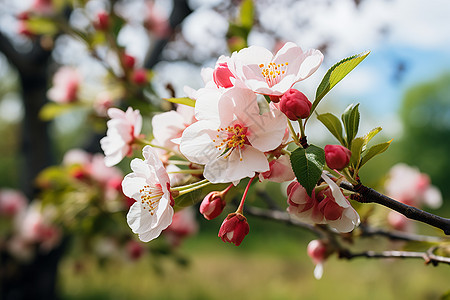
[[359, 223, 449, 243], [244, 206, 326, 238], [340, 181, 450, 235], [338, 247, 450, 266]]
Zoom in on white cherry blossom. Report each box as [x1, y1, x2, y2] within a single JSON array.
[[122, 146, 174, 242], [180, 87, 286, 184], [100, 107, 142, 167], [229, 42, 323, 96]]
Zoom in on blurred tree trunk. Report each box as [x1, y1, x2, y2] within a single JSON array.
[[0, 33, 60, 300]]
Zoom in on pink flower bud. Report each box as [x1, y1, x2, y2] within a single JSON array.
[[307, 240, 328, 265], [269, 95, 281, 103], [122, 53, 136, 70], [279, 89, 312, 120], [200, 191, 226, 220], [94, 11, 109, 31], [126, 240, 144, 260], [324, 145, 351, 170], [218, 213, 249, 246], [213, 63, 235, 88], [132, 69, 147, 85]]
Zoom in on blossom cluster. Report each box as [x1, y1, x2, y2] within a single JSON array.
[[100, 42, 364, 249]]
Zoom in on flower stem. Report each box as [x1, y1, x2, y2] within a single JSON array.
[[171, 179, 209, 192], [236, 176, 256, 214], [287, 121, 300, 145], [178, 181, 212, 195], [298, 119, 306, 139]]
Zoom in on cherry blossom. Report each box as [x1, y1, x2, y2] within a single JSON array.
[[152, 105, 195, 151], [122, 146, 174, 242], [100, 107, 143, 167], [229, 42, 323, 96], [287, 173, 360, 233], [17, 202, 62, 252], [180, 87, 286, 184], [47, 66, 80, 103], [0, 189, 27, 217], [384, 163, 442, 208]]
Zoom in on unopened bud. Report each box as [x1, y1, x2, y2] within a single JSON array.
[[122, 53, 136, 70], [324, 145, 351, 170], [200, 191, 226, 220], [132, 69, 147, 85], [213, 63, 235, 88], [94, 11, 109, 31], [218, 213, 249, 246], [279, 89, 312, 120], [307, 240, 328, 265]]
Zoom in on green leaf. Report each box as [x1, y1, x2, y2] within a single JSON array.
[[39, 103, 76, 121], [360, 139, 393, 167], [350, 137, 364, 169], [26, 17, 58, 35], [362, 127, 382, 150], [316, 113, 345, 145], [163, 97, 195, 107], [309, 51, 370, 117], [239, 0, 254, 29], [290, 145, 325, 196], [341, 103, 360, 147]]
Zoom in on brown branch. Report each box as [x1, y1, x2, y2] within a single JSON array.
[[359, 223, 448, 243], [338, 247, 450, 266], [340, 181, 450, 235], [244, 206, 326, 238]]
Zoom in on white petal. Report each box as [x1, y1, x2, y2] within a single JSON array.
[[247, 109, 287, 152], [126, 202, 141, 233], [314, 263, 323, 280], [180, 120, 219, 165], [122, 174, 148, 197], [297, 49, 324, 80], [203, 146, 268, 183], [321, 173, 349, 208]]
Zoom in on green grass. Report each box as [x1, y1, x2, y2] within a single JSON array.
[[58, 224, 450, 300]]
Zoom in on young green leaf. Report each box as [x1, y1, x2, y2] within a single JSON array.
[[26, 18, 58, 35], [239, 0, 254, 30], [350, 137, 365, 169], [39, 103, 78, 121], [316, 113, 345, 145], [341, 103, 360, 147], [163, 97, 196, 107], [360, 139, 393, 167], [362, 127, 382, 150], [309, 51, 370, 119], [290, 145, 325, 196]]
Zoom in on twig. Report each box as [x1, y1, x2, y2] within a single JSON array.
[[244, 206, 326, 238], [338, 247, 450, 266], [359, 223, 448, 243], [340, 181, 450, 235]]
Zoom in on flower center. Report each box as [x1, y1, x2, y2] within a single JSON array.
[[259, 62, 288, 87], [139, 184, 164, 215], [213, 124, 249, 161]]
